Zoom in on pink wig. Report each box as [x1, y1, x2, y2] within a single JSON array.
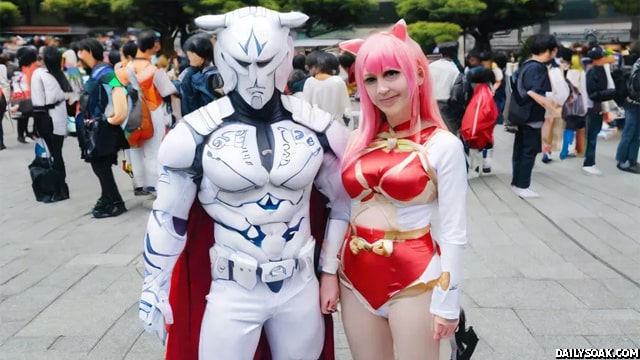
[[342, 30, 445, 170]]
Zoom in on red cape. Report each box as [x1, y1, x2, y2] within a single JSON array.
[[165, 187, 335, 360]]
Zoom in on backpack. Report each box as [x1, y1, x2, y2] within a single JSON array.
[[447, 72, 473, 126], [508, 60, 546, 125], [611, 66, 631, 106], [562, 79, 587, 118], [124, 85, 143, 133], [125, 63, 155, 147], [460, 83, 498, 149], [628, 59, 640, 102]]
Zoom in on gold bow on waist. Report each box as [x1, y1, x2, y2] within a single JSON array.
[[348, 225, 431, 257]]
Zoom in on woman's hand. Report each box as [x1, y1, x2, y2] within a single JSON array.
[[319, 272, 340, 314], [433, 315, 458, 340]]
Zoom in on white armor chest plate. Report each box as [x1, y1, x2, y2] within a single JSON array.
[[198, 120, 324, 260]]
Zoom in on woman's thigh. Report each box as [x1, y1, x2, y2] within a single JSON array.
[[388, 289, 439, 360], [340, 284, 394, 360]]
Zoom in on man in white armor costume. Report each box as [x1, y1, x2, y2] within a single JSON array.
[[138, 7, 350, 360]]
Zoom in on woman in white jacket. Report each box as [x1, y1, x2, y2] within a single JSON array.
[[31, 46, 73, 200]]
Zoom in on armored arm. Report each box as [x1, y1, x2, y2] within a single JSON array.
[[139, 121, 202, 342]]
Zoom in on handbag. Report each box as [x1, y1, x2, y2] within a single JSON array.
[[77, 115, 101, 161], [28, 138, 64, 203]]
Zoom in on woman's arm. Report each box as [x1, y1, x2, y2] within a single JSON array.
[[30, 69, 46, 107], [108, 86, 128, 125]]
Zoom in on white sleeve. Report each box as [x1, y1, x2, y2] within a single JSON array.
[[153, 70, 178, 98], [314, 151, 350, 274], [426, 131, 467, 319], [30, 69, 46, 107]]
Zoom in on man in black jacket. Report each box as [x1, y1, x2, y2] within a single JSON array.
[[584, 47, 617, 175]]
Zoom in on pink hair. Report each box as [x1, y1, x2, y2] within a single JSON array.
[[342, 32, 445, 171]]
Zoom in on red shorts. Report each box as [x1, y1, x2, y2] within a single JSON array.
[[339, 226, 436, 310]]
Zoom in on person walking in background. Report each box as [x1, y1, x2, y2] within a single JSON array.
[[76, 38, 129, 218], [509, 34, 558, 198], [584, 47, 617, 175], [615, 55, 640, 173], [0, 56, 9, 150], [31, 46, 74, 201], [12, 46, 39, 143], [429, 41, 462, 133], [302, 50, 352, 127], [118, 30, 177, 196], [178, 33, 224, 116]]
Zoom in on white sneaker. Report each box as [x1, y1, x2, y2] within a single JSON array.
[[582, 166, 602, 175], [512, 186, 540, 198]]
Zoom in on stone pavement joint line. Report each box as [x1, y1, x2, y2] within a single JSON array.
[[1, 122, 639, 359]]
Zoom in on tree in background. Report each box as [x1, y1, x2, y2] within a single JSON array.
[[0, 1, 22, 30], [395, 0, 562, 51], [40, 0, 378, 53], [407, 21, 462, 54], [594, 0, 639, 41]]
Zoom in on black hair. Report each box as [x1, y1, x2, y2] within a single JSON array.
[[122, 40, 138, 59], [528, 34, 558, 55], [338, 51, 355, 69], [493, 51, 508, 69], [182, 34, 213, 66], [138, 29, 159, 52], [438, 41, 458, 59], [305, 50, 321, 70], [108, 50, 121, 65], [292, 54, 306, 71], [42, 46, 73, 92], [478, 51, 492, 62], [557, 46, 573, 63], [312, 51, 340, 75], [75, 38, 104, 62], [16, 46, 38, 67]]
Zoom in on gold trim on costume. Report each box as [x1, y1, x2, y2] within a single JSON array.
[[348, 225, 431, 257]]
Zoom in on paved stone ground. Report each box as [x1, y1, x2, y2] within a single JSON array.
[[1, 119, 639, 360]]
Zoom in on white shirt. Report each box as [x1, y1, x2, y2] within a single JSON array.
[[0, 64, 9, 100], [429, 59, 460, 101], [31, 68, 68, 136], [302, 76, 351, 125]]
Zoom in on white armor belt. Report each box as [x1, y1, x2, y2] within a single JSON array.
[[210, 244, 308, 290]]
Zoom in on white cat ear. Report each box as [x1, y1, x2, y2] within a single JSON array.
[[279, 11, 309, 28], [390, 19, 408, 41]]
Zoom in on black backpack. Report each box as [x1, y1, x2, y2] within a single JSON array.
[[628, 59, 640, 102], [447, 72, 473, 125], [611, 67, 631, 107]]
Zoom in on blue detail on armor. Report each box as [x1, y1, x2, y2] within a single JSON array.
[[238, 28, 267, 56], [219, 222, 266, 247], [143, 252, 162, 270], [294, 130, 304, 140], [266, 280, 283, 292], [306, 137, 315, 146], [158, 166, 170, 184], [282, 217, 303, 242], [256, 193, 284, 210], [145, 234, 172, 257]]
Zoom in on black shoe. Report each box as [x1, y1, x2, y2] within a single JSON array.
[[0, 144, 6, 150], [93, 201, 127, 218], [17, 136, 27, 144], [617, 163, 640, 174]]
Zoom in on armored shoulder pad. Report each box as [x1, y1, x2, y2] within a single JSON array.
[[182, 96, 234, 136], [280, 94, 333, 133]]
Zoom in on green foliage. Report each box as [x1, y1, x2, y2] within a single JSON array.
[[293, 0, 378, 31], [593, 0, 639, 15], [0, 1, 21, 29], [395, 0, 562, 44], [41, 0, 112, 25], [407, 21, 462, 54]]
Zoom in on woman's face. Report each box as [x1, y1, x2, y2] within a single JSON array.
[[187, 51, 204, 67], [363, 67, 411, 127]]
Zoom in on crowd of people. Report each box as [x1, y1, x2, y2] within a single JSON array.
[[1, 6, 639, 360]]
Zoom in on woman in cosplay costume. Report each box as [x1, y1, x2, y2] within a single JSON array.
[[139, 7, 350, 360], [338, 22, 468, 360]]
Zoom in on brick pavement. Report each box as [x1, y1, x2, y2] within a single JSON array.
[[1, 120, 639, 360]]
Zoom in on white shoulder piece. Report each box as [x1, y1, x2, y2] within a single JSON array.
[[182, 96, 234, 136], [281, 94, 333, 133]]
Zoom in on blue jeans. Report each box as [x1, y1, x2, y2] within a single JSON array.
[[583, 112, 603, 167], [615, 103, 640, 166], [512, 125, 541, 188]]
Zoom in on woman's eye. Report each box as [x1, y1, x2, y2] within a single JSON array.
[[383, 70, 400, 78], [364, 77, 376, 84]]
